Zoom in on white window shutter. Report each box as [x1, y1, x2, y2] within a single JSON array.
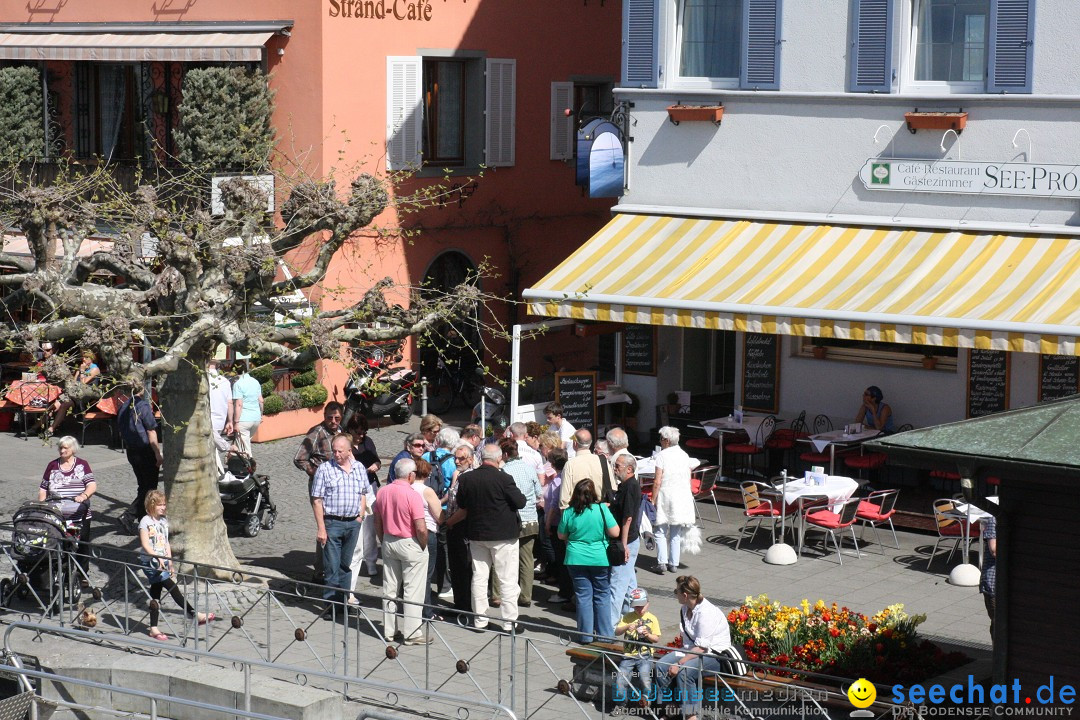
[[550, 82, 574, 161], [485, 58, 516, 167], [386, 56, 422, 170]]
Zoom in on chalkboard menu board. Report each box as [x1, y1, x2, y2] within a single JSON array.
[[1039, 354, 1080, 401], [967, 349, 1010, 418], [742, 333, 780, 413], [556, 371, 597, 436], [622, 325, 657, 376]]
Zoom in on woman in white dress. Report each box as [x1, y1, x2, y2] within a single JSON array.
[[650, 426, 696, 574]]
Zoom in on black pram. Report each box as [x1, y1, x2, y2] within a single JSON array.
[[1, 499, 85, 608], [219, 453, 277, 538]]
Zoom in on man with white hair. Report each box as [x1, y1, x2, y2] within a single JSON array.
[[606, 427, 632, 464], [559, 428, 617, 511], [451, 443, 527, 631], [609, 454, 643, 627], [510, 422, 544, 483]]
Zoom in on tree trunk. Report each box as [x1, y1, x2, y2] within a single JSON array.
[[160, 346, 241, 576]]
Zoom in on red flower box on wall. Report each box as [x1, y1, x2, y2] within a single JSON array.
[[904, 111, 968, 134], [667, 105, 724, 125]]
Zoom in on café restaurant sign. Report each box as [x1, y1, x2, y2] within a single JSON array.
[[328, 0, 459, 21], [859, 158, 1080, 199]]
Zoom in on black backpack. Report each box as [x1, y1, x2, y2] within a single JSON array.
[[424, 450, 447, 497]]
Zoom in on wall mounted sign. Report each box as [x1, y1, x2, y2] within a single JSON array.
[[328, 0, 457, 21], [967, 349, 1010, 418], [621, 324, 657, 376], [859, 159, 1080, 199], [1039, 354, 1079, 401], [577, 119, 624, 198], [742, 332, 779, 414], [555, 371, 597, 437]]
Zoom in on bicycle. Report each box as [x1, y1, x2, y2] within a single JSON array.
[[425, 357, 482, 415]]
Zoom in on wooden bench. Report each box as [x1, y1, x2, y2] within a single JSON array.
[[564, 641, 624, 702]]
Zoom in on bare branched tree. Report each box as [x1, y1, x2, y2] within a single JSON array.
[[0, 161, 488, 573]]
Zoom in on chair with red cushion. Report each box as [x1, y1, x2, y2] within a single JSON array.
[[735, 480, 785, 550], [927, 497, 981, 569], [799, 497, 862, 565], [685, 435, 720, 462], [855, 489, 900, 553], [726, 416, 776, 479], [765, 411, 806, 474]]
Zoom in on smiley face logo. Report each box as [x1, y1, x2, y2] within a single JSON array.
[[847, 678, 877, 709]]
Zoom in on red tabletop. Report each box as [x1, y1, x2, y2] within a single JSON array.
[[4, 380, 61, 407]]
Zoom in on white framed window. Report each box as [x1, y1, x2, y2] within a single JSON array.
[[672, 0, 742, 88], [386, 55, 515, 170], [903, 0, 990, 93]]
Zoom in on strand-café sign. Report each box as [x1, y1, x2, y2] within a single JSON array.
[[859, 159, 1080, 198], [328, 0, 454, 21]]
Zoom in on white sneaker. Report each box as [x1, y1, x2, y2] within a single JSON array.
[[549, 594, 569, 603], [438, 588, 454, 600]]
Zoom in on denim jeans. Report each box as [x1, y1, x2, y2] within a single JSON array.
[[322, 518, 360, 602], [654, 524, 684, 568], [567, 564, 613, 643], [609, 537, 640, 628], [655, 651, 724, 716], [615, 654, 655, 703]]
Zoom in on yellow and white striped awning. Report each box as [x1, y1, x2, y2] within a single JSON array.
[[523, 214, 1080, 355]]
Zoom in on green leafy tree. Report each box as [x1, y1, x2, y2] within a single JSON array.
[[0, 67, 44, 161], [173, 67, 275, 170]]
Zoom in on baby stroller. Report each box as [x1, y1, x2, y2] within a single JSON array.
[[0, 499, 84, 610], [219, 452, 277, 538]]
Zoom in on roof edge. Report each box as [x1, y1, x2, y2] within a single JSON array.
[[0, 21, 293, 34]]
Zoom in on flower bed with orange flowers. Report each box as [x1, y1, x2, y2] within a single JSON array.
[[726, 595, 969, 684]]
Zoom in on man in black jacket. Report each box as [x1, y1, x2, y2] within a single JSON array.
[[451, 443, 526, 631]]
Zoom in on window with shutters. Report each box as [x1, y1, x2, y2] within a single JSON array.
[[668, 0, 781, 90], [550, 80, 615, 161], [906, 0, 989, 91], [386, 55, 514, 171]]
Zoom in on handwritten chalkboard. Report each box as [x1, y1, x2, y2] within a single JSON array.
[[622, 325, 657, 376], [967, 349, 1010, 418], [1039, 354, 1080, 401], [742, 333, 780, 413], [556, 371, 597, 436]]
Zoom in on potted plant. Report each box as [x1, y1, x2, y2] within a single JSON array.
[[922, 353, 938, 370], [666, 104, 724, 125], [811, 341, 828, 360]]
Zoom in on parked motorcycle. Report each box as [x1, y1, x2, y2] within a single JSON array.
[[344, 345, 416, 425], [471, 385, 509, 436]]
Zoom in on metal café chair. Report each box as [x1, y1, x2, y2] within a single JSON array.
[[855, 488, 900, 553], [799, 496, 863, 565], [927, 497, 981, 569]]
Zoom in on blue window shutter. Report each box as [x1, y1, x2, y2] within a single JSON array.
[[623, 0, 659, 88], [741, 0, 781, 90], [848, 0, 893, 93], [988, 0, 1034, 93]]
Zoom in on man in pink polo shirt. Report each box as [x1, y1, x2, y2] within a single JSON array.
[[374, 458, 430, 645]]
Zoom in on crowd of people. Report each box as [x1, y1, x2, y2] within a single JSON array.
[[27, 353, 733, 710]]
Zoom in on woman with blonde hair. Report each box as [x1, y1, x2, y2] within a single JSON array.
[[654, 575, 731, 720]]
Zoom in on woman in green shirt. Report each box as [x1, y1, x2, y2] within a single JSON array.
[[558, 479, 619, 643]]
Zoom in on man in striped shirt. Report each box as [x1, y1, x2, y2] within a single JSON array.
[[311, 434, 370, 607]]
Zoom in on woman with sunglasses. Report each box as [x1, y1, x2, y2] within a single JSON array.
[[855, 385, 894, 432]]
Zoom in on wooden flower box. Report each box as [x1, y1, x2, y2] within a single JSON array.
[[667, 104, 724, 125], [904, 111, 968, 134]]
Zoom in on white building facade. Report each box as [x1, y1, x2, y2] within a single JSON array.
[[525, 0, 1080, 431]]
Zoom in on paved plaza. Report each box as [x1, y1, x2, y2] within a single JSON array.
[[0, 417, 993, 716]]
